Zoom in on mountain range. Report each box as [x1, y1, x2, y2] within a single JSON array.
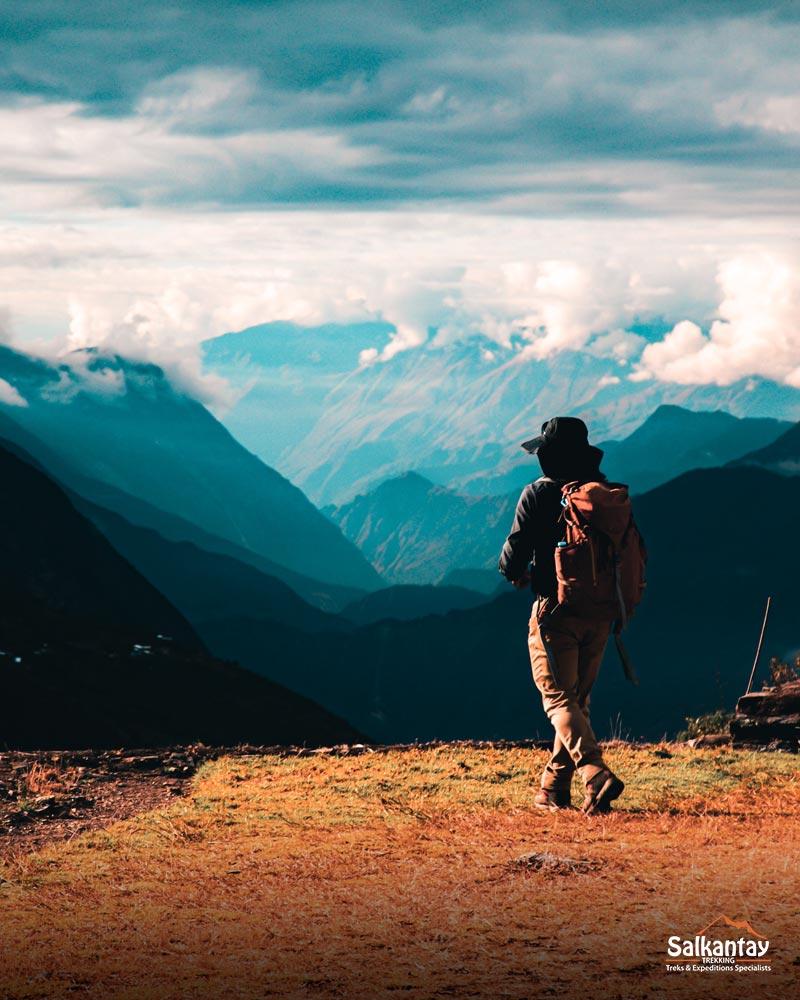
[[2, 335, 798, 747], [202, 464, 800, 743], [0, 440, 362, 750], [202, 321, 800, 505], [325, 408, 795, 586], [324, 471, 516, 586], [0, 345, 381, 593], [600, 405, 791, 494]]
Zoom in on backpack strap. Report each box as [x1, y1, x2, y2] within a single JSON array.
[[614, 632, 639, 686]]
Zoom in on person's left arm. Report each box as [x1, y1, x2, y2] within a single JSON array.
[[498, 484, 538, 588]]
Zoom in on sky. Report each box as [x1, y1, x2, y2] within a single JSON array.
[[1, 0, 799, 390]]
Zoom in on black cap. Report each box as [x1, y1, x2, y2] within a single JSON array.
[[521, 416, 592, 455]]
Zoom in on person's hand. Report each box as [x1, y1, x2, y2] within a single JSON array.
[[512, 571, 531, 590]]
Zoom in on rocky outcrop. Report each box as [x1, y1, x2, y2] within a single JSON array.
[[730, 680, 800, 750]]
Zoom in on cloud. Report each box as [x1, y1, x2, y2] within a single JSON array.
[[61, 290, 239, 410], [2, 208, 795, 384], [0, 96, 386, 211], [1, 7, 799, 214], [588, 330, 647, 363], [715, 94, 800, 136], [0, 377, 28, 407], [0, 1, 796, 406], [0, 307, 15, 345], [633, 252, 800, 386]]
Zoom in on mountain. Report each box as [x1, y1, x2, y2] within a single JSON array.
[[0, 404, 367, 613], [341, 584, 492, 627], [0, 344, 382, 592], [0, 441, 198, 646], [729, 421, 800, 476], [202, 320, 395, 467], [0, 440, 363, 749], [81, 501, 350, 635], [198, 465, 800, 743], [202, 321, 800, 505], [438, 569, 507, 595], [326, 406, 793, 586], [325, 472, 517, 585], [600, 405, 791, 493]]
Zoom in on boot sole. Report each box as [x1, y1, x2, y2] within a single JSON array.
[[583, 775, 625, 816], [534, 801, 573, 812]]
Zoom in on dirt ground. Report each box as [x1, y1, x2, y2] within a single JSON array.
[[0, 742, 797, 1000]]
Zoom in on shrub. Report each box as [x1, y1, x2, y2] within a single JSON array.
[[766, 655, 800, 688], [676, 709, 735, 742]]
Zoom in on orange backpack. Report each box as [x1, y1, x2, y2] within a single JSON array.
[[554, 480, 647, 680]]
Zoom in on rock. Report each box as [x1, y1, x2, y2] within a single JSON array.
[[509, 851, 599, 875], [731, 681, 800, 749]]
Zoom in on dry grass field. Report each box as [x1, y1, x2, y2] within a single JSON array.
[[0, 744, 798, 1000]]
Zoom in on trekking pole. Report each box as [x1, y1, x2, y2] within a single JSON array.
[[745, 596, 771, 695]]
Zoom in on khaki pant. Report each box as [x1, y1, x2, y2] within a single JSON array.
[[528, 597, 611, 791]]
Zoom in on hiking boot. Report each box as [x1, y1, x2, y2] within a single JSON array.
[[581, 769, 624, 815], [534, 788, 572, 811]]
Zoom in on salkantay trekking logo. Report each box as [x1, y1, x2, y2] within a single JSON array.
[[666, 915, 771, 974]]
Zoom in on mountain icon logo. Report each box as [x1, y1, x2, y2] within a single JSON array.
[[695, 914, 767, 940]]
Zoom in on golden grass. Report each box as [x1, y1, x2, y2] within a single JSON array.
[[0, 745, 798, 1000], [15, 762, 82, 806]]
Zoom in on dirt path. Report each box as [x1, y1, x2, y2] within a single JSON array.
[[0, 747, 202, 858]]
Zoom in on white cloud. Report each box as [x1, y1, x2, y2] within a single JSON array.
[[358, 347, 380, 367], [1, 209, 798, 393], [137, 67, 259, 126], [589, 329, 647, 363], [0, 96, 383, 212], [715, 94, 800, 135], [0, 378, 28, 407], [634, 252, 800, 386]]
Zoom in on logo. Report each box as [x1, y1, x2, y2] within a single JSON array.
[[665, 915, 771, 974]]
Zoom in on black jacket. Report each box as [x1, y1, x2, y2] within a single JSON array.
[[498, 453, 609, 595], [498, 477, 567, 597]]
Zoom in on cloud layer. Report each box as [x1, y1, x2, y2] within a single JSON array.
[[1, 2, 798, 214], [0, 1, 798, 390]]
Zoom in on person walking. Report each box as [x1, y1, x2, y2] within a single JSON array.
[[498, 416, 628, 815]]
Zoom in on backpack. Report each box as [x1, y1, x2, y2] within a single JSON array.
[[555, 482, 647, 629], [554, 478, 647, 629]]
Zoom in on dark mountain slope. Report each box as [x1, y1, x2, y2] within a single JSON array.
[[0, 594, 364, 751], [0, 405, 366, 614], [81, 502, 349, 635], [600, 404, 790, 493], [728, 421, 800, 476], [197, 594, 536, 744], [0, 442, 363, 749], [0, 345, 382, 591], [341, 584, 491, 627], [0, 442, 197, 646]]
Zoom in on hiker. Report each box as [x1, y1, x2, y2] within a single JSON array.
[[498, 416, 638, 815]]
